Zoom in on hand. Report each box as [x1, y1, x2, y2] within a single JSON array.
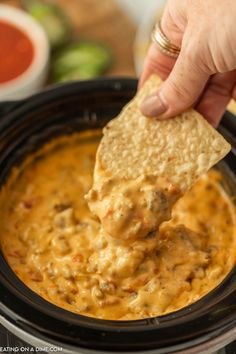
[[139, 0, 236, 126]]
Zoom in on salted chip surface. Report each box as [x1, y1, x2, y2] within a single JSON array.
[[86, 75, 231, 240], [95, 75, 231, 191]]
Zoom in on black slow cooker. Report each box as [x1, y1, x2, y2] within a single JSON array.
[[0, 78, 235, 353]]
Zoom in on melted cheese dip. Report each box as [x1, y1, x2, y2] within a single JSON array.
[[86, 174, 181, 240], [0, 131, 235, 320]]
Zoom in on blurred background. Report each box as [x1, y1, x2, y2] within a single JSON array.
[[0, 0, 164, 100], [0, 0, 235, 113]]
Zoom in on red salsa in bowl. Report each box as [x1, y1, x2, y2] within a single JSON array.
[[0, 20, 34, 84]]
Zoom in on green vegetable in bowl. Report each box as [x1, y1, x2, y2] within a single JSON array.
[[55, 66, 101, 83], [22, 0, 71, 49], [51, 42, 112, 83]]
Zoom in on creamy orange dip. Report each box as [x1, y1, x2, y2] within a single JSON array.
[[86, 174, 181, 240], [0, 130, 235, 320]]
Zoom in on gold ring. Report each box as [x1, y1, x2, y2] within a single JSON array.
[[151, 21, 180, 58]]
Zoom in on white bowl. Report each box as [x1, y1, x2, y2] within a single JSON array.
[[0, 5, 50, 101]]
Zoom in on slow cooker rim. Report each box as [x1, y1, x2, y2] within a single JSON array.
[[0, 77, 138, 130], [1, 313, 236, 354], [0, 78, 235, 351]]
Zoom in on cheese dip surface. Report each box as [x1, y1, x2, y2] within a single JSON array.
[[0, 131, 235, 320]]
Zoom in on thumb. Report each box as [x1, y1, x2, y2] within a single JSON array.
[[140, 46, 210, 119]]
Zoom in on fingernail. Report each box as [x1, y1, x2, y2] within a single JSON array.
[[140, 94, 167, 117]]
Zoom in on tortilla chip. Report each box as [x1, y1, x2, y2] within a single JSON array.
[[95, 75, 231, 192]]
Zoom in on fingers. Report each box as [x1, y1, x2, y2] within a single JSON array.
[[159, 0, 186, 47], [232, 85, 236, 101], [139, 0, 234, 122], [139, 0, 184, 88], [196, 70, 236, 127], [140, 44, 210, 118], [140, 0, 210, 119], [139, 43, 176, 88]]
